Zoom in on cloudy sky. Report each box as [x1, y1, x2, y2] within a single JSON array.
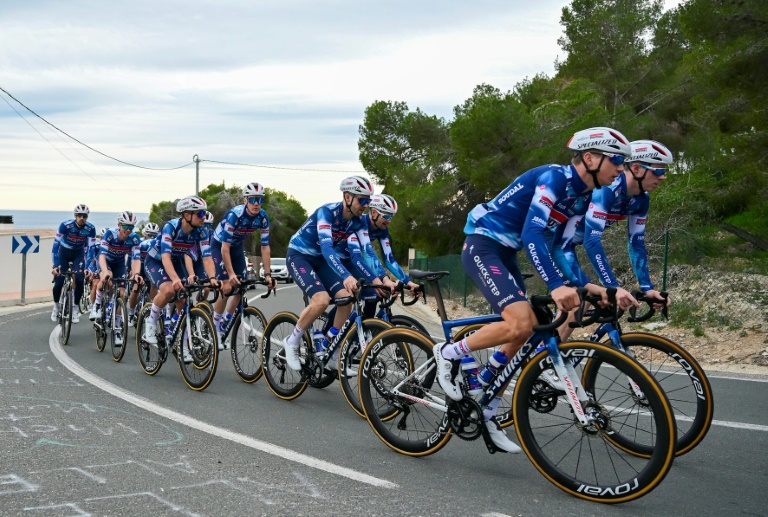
[[0, 0, 678, 214]]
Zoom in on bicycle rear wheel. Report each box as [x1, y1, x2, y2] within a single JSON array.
[[59, 283, 73, 346], [79, 282, 91, 315], [261, 312, 309, 400], [111, 297, 128, 362], [230, 306, 267, 382], [585, 332, 714, 456], [513, 341, 676, 504], [177, 307, 218, 391], [135, 303, 165, 375], [309, 312, 335, 389], [339, 318, 393, 417], [389, 314, 429, 337], [95, 310, 107, 353], [359, 327, 453, 456]]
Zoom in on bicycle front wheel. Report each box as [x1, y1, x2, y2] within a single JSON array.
[[359, 327, 453, 456], [389, 314, 429, 337], [136, 302, 165, 375], [59, 283, 73, 346], [586, 332, 714, 456], [111, 297, 128, 362], [230, 306, 267, 383], [339, 318, 393, 417], [95, 311, 107, 353], [177, 307, 218, 391], [261, 312, 309, 400], [513, 341, 676, 504]]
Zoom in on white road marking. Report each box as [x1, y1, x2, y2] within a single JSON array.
[[49, 327, 397, 489]]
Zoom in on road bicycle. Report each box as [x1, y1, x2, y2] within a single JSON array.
[[371, 283, 429, 336], [53, 261, 77, 346], [135, 279, 219, 391], [128, 280, 151, 329], [357, 283, 677, 504], [216, 276, 273, 382], [262, 280, 392, 415], [79, 272, 92, 316], [93, 277, 129, 362]]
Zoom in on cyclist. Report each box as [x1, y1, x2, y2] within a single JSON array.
[[85, 227, 108, 308], [51, 204, 96, 324], [90, 212, 143, 347], [142, 196, 220, 363], [549, 139, 674, 341], [127, 222, 160, 326], [283, 175, 383, 370], [434, 127, 634, 454], [211, 184, 276, 347]]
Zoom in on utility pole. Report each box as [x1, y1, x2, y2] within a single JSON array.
[[193, 154, 201, 195]]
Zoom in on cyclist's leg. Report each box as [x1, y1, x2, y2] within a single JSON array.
[[210, 239, 234, 327], [143, 256, 178, 344]]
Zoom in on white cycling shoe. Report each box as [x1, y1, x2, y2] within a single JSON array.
[[144, 322, 159, 345], [433, 343, 463, 401], [486, 417, 522, 454], [72, 311, 80, 324], [51, 305, 59, 322], [89, 304, 101, 321], [182, 348, 194, 364], [282, 337, 302, 370]]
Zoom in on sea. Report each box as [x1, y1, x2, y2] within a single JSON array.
[[1, 210, 151, 231]]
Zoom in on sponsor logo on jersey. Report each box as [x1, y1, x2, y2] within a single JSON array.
[[497, 183, 524, 204]]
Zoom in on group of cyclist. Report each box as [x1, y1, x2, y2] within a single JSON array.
[[50, 125, 674, 455]]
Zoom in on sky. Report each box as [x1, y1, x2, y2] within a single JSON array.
[[0, 0, 681, 214]]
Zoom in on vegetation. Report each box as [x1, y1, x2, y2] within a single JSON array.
[[148, 182, 306, 258], [358, 0, 768, 274]]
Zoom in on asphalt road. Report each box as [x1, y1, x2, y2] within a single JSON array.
[[1, 285, 766, 516]]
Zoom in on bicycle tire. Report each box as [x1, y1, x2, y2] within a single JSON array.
[[339, 318, 393, 417], [79, 281, 91, 315], [359, 327, 453, 456], [584, 332, 714, 456], [513, 341, 676, 503], [230, 306, 267, 383], [389, 314, 429, 337], [59, 281, 73, 346], [95, 306, 107, 353], [111, 297, 129, 362], [261, 311, 310, 400], [197, 300, 214, 316], [136, 302, 165, 375], [177, 307, 218, 391], [309, 312, 336, 389]]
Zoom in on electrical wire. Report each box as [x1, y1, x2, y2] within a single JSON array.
[[200, 159, 365, 173]]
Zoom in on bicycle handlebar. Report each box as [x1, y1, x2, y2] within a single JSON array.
[[530, 295, 570, 332], [626, 290, 668, 322]]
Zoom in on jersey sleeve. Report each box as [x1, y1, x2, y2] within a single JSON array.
[[318, 206, 352, 279], [348, 232, 378, 281], [260, 212, 271, 247], [521, 172, 567, 290], [583, 189, 621, 288], [197, 228, 212, 258], [377, 230, 410, 283], [52, 222, 66, 265], [550, 217, 591, 287], [627, 197, 653, 291], [218, 210, 238, 244], [159, 222, 175, 256]]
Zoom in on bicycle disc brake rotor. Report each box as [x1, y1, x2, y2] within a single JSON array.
[[448, 398, 484, 441], [529, 379, 559, 413], [576, 401, 612, 436]]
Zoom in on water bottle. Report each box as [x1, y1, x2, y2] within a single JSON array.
[[460, 356, 483, 396], [220, 313, 233, 334], [106, 301, 113, 322], [313, 330, 327, 356], [478, 350, 508, 387], [165, 313, 179, 345]]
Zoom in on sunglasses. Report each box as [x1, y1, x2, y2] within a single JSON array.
[[596, 152, 626, 166], [637, 163, 666, 177], [75, 213, 88, 219], [120, 224, 135, 231], [356, 196, 371, 207], [247, 196, 264, 205], [190, 210, 206, 219], [380, 213, 394, 221]]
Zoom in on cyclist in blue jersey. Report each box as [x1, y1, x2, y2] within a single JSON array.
[[127, 222, 160, 326], [51, 204, 96, 324], [434, 127, 635, 454], [142, 196, 220, 363], [283, 175, 379, 370], [90, 212, 143, 346], [211, 183, 275, 345], [85, 227, 107, 309]]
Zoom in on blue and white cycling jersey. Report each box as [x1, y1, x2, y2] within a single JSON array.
[[464, 164, 591, 291], [147, 218, 211, 261], [583, 174, 653, 291], [52, 219, 96, 266], [85, 240, 101, 272], [288, 202, 366, 280], [332, 225, 380, 283], [357, 214, 411, 283], [99, 228, 142, 264], [133, 238, 154, 264], [212, 205, 270, 248]]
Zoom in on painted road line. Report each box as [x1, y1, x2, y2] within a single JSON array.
[[49, 327, 398, 489]]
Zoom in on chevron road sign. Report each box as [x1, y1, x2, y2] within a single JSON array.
[[12, 235, 40, 254]]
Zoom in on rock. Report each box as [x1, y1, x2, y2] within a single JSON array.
[[642, 322, 668, 331]]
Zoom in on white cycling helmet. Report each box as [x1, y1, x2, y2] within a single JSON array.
[[567, 127, 631, 157], [143, 222, 160, 236], [74, 204, 90, 215], [176, 196, 207, 213], [340, 175, 374, 196], [628, 140, 674, 166], [243, 182, 265, 197], [203, 211, 214, 224], [369, 194, 398, 215], [117, 211, 138, 226], [99, 227, 108, 237]]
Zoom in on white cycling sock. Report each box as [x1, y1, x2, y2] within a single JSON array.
[[441, 339, 470, 360], [147, 304, 163, 325], [94, 290, 103, 306], [483, 396, 502, 421], [287, 324, 304, 346]]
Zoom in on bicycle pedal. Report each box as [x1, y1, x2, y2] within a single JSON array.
[[481, 425, 503, 455]]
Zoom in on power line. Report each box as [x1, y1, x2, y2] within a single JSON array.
[[0, 84, 194, 171], [200, 159, 365, 173]]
